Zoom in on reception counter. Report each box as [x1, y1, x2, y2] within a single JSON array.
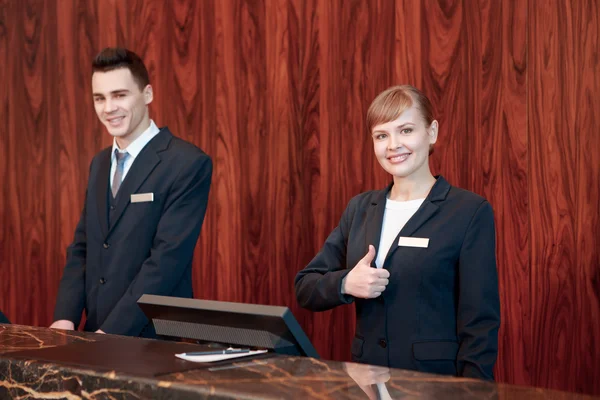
[[0, 324, 595, 399]]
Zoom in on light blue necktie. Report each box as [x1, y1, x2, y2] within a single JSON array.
[[111, 150, 130, 197]]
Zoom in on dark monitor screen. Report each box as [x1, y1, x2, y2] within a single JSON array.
[[137, 294, 319, 358], [0, 310, 9, 324]]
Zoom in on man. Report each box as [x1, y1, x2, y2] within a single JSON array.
[[50, 47, 212, 337]]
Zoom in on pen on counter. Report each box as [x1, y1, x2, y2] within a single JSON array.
[[183, 349, 251, 356]]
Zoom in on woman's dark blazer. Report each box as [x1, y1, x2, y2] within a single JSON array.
[[295, 176, 500, 380]]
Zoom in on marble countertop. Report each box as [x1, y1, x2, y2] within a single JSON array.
[[0, 324, 596, 399]]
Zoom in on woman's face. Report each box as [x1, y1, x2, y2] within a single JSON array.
[[371, 106, 437, 180]]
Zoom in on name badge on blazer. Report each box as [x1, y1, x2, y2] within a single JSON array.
[[398, 236, 429, 248], [130, 193, 154, 203]]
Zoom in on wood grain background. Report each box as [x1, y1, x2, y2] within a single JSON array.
[[0, 0, 598, 395]]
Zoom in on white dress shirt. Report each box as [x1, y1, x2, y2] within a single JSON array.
[[110, 120, 161, 187], [375, 197, 425, 269]]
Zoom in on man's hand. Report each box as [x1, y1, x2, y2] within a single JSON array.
[[342, 245, 390, 298], [49, 320, 75, 330]]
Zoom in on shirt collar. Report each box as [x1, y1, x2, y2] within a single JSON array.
[[111, 120, 161, 160]]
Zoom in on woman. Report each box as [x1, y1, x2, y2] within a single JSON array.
[[294, 85, 500, 380]]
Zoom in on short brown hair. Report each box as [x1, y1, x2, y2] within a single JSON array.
[[367, 85, 436, 154], [92, 47, 150, 90]]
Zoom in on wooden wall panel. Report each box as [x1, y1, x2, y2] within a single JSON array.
[[528, 0, 600, 394], [479, 0, 530, 386], [420, 0, 473, 188], [3, 0, 63, 328], [0, 0, 12, 324], [0, 0, 598, 395], [216, 0, 270, 306], [574, 0, 600, 392]]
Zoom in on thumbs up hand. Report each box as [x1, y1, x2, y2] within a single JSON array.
[[341, 245, 390, 299]]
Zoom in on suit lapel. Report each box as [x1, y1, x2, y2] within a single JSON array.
[[397, 201, 439, 238], [107, 129, 172, 236], [95, 148, 112, 238], [384, 176, 451, 263], [365, 183, 392, 267]]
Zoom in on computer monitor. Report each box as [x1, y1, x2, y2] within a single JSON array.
[[0, 310, 9, 324], [137, 294, 319, 358]]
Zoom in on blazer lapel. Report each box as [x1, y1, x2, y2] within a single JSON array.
[[107, 129, 172, 235], [365, 183, 392, 267], [384, 176, 451, 263], [95, 148, 112, 238], [398, 176, 451, 237]]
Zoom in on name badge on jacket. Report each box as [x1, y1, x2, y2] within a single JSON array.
[[398, 236, 429, 248], [130, 193, 154, 203]]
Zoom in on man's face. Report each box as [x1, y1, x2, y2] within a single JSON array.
[[92, 68, 152, 145]]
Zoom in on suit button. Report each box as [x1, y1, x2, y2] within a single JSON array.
[[110, 206, 115, 210], [378, 339, 387, 348], [103, 243, 109, 249], [99, 277, 106, 284]]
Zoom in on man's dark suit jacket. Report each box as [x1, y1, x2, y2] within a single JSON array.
[[54, 127, 212, 337], [295, 176, 500, 380]]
